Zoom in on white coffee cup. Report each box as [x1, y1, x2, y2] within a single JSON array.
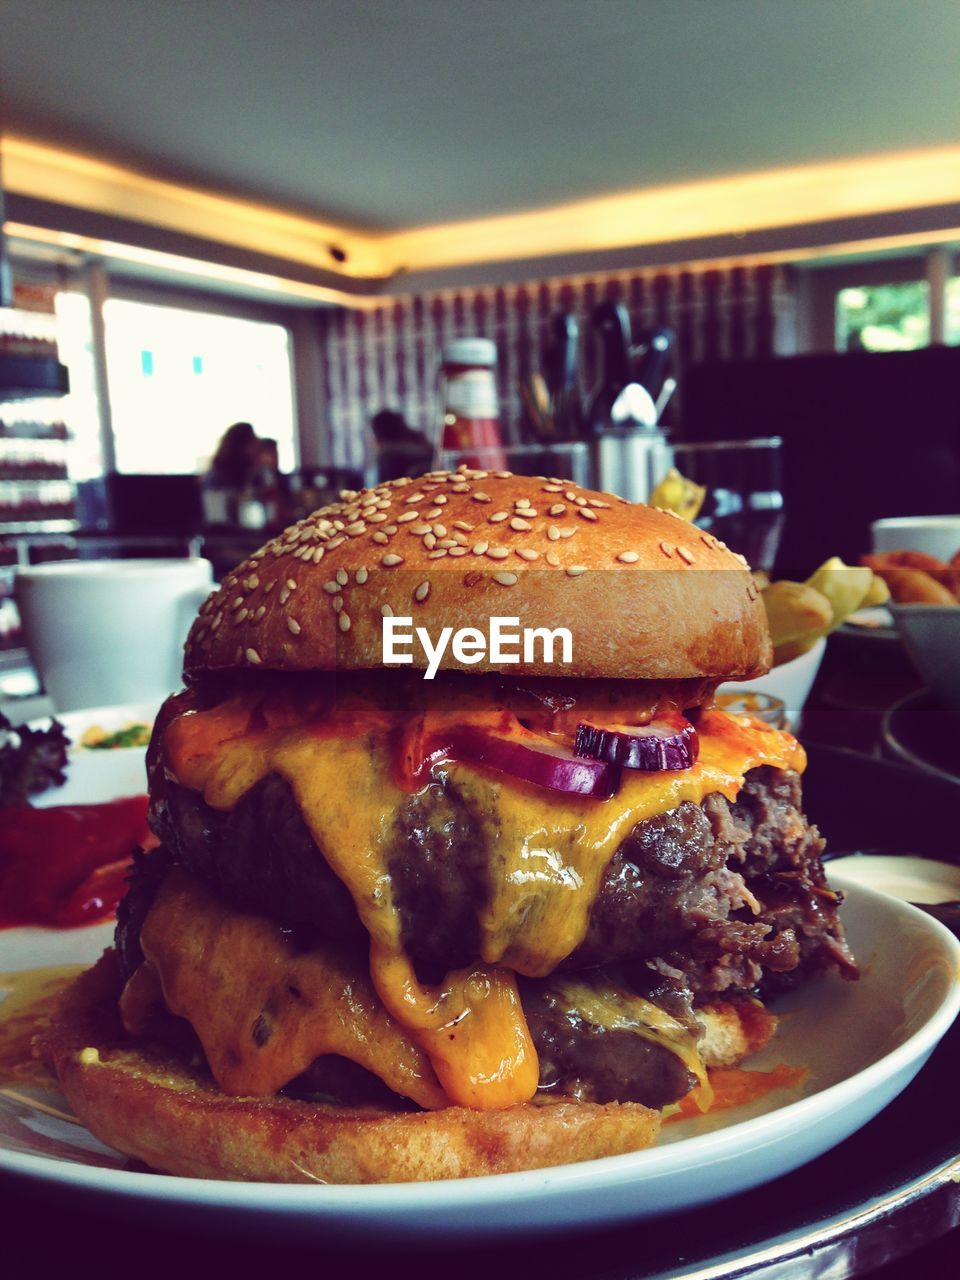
[[15, 558, 214, 712]]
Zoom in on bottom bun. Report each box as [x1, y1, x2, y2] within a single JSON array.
[[39, 952, 774, 1184]]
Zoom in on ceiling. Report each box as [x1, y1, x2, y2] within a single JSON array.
[[3, 0, 960, 235]]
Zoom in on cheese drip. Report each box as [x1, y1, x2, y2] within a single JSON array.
[[369, 943, 539, 1109], [135, 866, 448, 1108]]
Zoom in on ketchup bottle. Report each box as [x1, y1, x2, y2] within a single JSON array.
[[437, 338, 507, 469]]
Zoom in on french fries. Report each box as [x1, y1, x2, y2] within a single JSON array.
[[762, 557, 891, 665]]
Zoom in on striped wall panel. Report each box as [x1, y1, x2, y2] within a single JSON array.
[[319, 262, 797, 468]]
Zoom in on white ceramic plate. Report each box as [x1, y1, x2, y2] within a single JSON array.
[[827, 854, 960, 905], [31, 702, 157, 807], [2, 875, 958, 1241]]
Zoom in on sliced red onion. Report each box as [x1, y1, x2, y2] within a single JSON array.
[[574, 717, 699, 772], [445, 727, 620, 798]]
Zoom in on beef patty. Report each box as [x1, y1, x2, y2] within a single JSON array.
[[138, 764, 854, 997]]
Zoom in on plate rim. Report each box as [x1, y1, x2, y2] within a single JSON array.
[[1, 875, 958, 1214]]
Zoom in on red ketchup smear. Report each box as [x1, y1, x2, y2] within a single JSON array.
[[0, 796, 152, 929]]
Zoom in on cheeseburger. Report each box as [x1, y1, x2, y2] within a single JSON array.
[[44, 469, 856, 1182]]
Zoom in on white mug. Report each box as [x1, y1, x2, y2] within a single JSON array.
[[15, 558, 214, 712]]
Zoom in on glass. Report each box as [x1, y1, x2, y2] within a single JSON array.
[[671, 437, 784, 573]]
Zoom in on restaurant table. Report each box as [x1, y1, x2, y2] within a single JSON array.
[[3, 643, 960, 1276]]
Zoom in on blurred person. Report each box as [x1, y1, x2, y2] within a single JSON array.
[[202, 422, 261, 525], [370, 408, 432, 482], [252, 436, 294, 527]]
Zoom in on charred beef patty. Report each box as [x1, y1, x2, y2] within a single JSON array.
[[122, 765, 853, 1110], [144, 763, 853, 995]]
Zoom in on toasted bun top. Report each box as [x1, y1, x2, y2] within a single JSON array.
[[184, 469, 771, 681]]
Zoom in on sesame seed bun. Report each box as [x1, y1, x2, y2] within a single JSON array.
[[185, 470, 771, 682], [40, 951, 773, 1183]]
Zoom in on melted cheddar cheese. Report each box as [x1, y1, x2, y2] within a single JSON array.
[[156, 700, 804, 1109], [137, 866, 448, 1109]]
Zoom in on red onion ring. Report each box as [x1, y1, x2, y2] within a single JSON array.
[[574, 717, 699, 772]]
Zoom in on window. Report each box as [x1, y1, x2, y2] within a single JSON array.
[[102, 299, 297, 474], [835, 282, 930, 353], [945, 278, 960, 345]]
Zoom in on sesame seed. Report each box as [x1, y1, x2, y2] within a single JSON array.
[[516, 548, 540, 561], [286, 579, 298, 591], [338, 612, 351, 632], [381, 554, 404, 567], [428, 548, 449, 559], [489, 511, 509, 523], [510, 517, 532, 531], [448, 546, 469, 556], [547, 525, 561, 541], [734, 552, 749, 566], [327, 536, 346, 550], [437, 538, 457, 548], [312, 547, 326, 563], [617, 551, 640, 563], [345, 522, 366, 535], [433, 523, 448, 537], [549, 504, 566, 516], [486, 547, 510, 560], [578, 507, 598, 521], [245, 574, 260, 590], [564, 490, 577, 501], [230, 596, 244, 610], [588, 499, 610, 509], [372, 531, 389, 544], [245, 647, 262, 664], [287, 617, 301, 635], [336, 569, 348, 586], [493, 571, 518, 586], [397, 510, 420, 523], [381, 604, 394, 617], [423, 533, 437, 549], [472, 540, 489, 555], [659, 541, 674, 557], [236, 608, 248, 622], [333, 595, 343, 611], [543, 484, 563, 492], [323, 580, 339, 594], [434, 495, 448, 504], [255, 605, 266, 620], [558, 528, 577, 539], [546, 551, 561, 567], [515, 498, 532, 508], [676, 545, 696, 565], [383, 524, 398, 535], [404, 492, 425, 504], [566, 565, 588, 577], [414, 580, 431, 602], [453, 520, 473, 531], [407, 522, 430, 536], [424, 508, 443, 520], [472, 491, 492, 503], [451, 483, 471, 493], [356, 566, 368, 584], [367, 512, 388, 523], [279, 588, 290, 605]]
